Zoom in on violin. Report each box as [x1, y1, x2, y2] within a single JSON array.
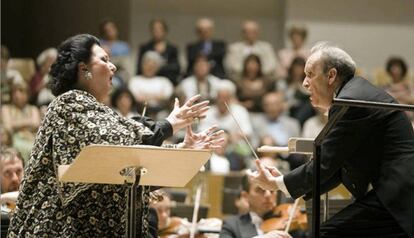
[[260, 202, 308, 233]]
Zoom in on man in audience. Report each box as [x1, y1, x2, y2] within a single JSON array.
[[137, 19, 180, 85], [252, 91, 300, 147], [1, 148, 24, 206], [178, 54, 222, 102], [225, 20, 277, 79], [186, 18, 226, 78], [219, 174, 292, 238]]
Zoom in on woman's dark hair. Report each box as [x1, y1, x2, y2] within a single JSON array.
[[386, 57, 408, 79], [287, 56, 306, 85], [242, 54, 263, 78], [49, 34, 100, 96], [110, 87, 137, 110]]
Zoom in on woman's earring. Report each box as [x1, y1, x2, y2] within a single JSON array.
[[84, 70, 92, 80]]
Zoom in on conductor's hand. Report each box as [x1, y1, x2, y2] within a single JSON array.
[[179, 125, 225, 150], [166, 95, 210, 134], [247, 159, 282, 192]]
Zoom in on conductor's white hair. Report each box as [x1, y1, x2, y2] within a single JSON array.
[[311, 42, 356, 81]]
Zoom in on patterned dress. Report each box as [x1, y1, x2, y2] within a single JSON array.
[[8, 89, 172, 237]]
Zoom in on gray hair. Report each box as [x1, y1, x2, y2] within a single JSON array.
[[311, 42, 356, 81], [142, 51, 165, 67]]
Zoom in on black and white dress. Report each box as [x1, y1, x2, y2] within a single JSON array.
[[8, 89, 173, 237]]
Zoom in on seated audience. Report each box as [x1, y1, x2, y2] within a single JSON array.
[[284, 57, 315, 126], [225, 20, 278, 79], [129, 51, 174, 118], [1, 45, 24, 104], [110, 87, 140, 119], [236, 54, 276, 112], [301, 111, 328, 139], [99, 19, 130, 57], [186, 18, 226, 78], [29, 48, 57, 105], [252, 91, 300, 147], [277, 25, 310, 79], [137, 19, 180, 85], [219, 175, 293, 238], [1, 82, 41, 161], [374, 57, 413, 105], [178, 54, 222, 102]]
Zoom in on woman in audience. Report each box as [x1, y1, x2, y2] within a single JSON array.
[[129, 51, 174, 118], [110, 87, 140, 119], [99, 19, 130, 57], [284, 56, 315, 126], [382, 57, 413, 105], [1, 82, 41, 162], [8, 34, 224, 237], [137, 19, 180, 85], [277, 25, 310, 79], [235, 54, 275, 112]]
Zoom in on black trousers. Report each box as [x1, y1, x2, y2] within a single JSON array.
[[320, 190, 408, 238]]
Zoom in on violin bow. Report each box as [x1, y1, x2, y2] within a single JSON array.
[[284, 198, 300, 233]]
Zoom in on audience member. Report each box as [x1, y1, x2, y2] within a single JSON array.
[[177, 54, 222, 102], [236, 54, 276, 112], [129, 51, 174, 118], [1, 45, 24, 104], [1, 82, 41, 162], [110, 87, 140, 119], [29, 48, 57, 105], [99, 19, 131, 57], [137, 19, 180, 85], [252, 91, 300, 147], [225, 20, 278, 79], [302, 110, 328, 138], [284, 57, 315, 126], [200, 80, 253, 139], [277, 25, 310, 79], [374, 57, 414, 105], [186, 18, 226, 78]]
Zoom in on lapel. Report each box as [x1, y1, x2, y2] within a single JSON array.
[[238, 213, 259, 238]]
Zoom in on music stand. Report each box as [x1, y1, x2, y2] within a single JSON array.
[[58, 144, 212, 238]]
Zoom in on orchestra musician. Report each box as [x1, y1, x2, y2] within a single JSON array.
[[249, 42, 414, 237], [220, 173, 308, 238], [0, 148, 24, 210]]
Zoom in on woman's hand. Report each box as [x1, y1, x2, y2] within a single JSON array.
[[179, 125, 225, 150], [166, 95, 210, 134]]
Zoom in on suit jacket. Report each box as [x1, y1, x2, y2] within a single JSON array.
[[219, 213, 258, 238], [137, 40, 181, 85], [284, 77, 414, 237], [186, 39, 226, 78]]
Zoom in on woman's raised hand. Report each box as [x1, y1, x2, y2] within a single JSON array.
[[165, 95, 210, 134], [179, 125, 225, 150]]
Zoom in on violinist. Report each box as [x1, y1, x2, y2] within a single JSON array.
[[219, 174, 292, 238], [151, 190, 189, 237]]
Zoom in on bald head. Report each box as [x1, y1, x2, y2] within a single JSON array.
[[197, 18, 214, 41], [242, 20, 259, 44]]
